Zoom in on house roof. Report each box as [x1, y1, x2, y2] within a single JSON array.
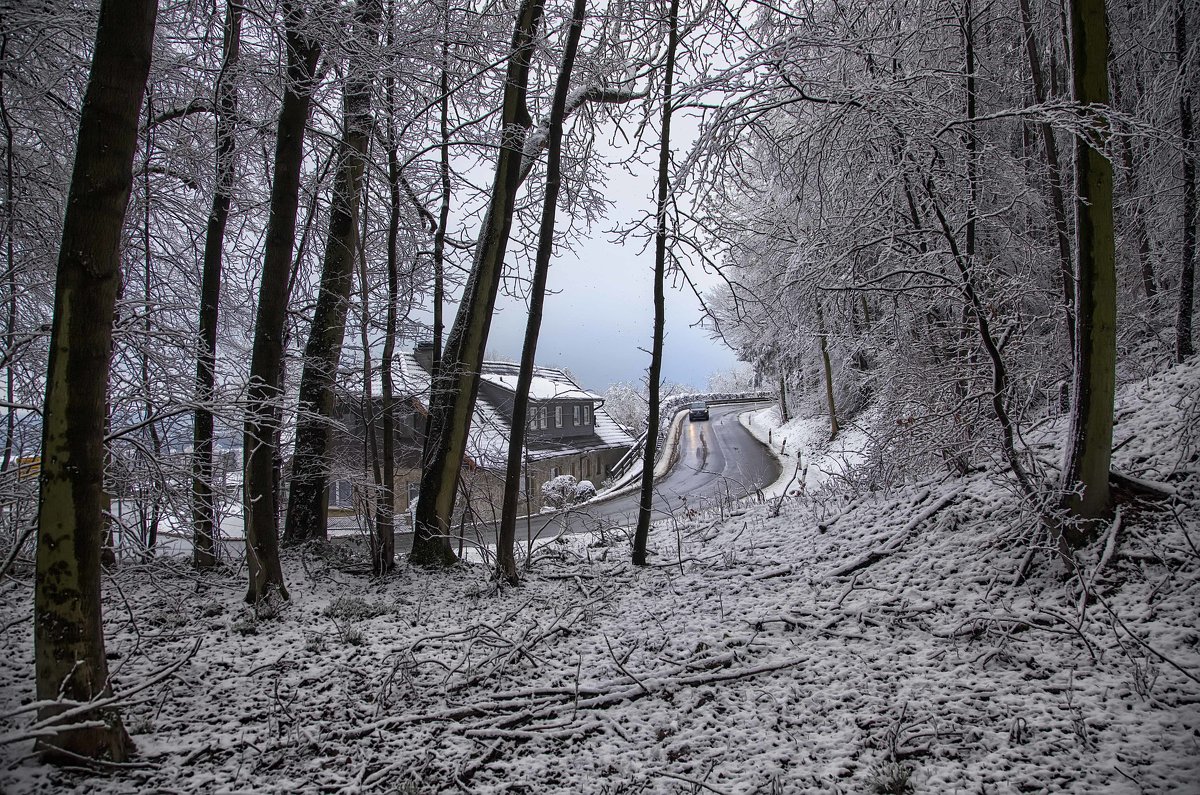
[[361, 348, 634, 470], [477, 361, 603, 402]]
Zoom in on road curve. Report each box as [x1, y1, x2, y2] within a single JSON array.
[[391, 401, 780, 554], [549, 400, 781, 538]]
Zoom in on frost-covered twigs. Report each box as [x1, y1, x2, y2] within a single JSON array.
[[769, 457, 804, 518], [0, 637, 201, 748], [0, 520, 33, 583], [828, 486, 965, 578]]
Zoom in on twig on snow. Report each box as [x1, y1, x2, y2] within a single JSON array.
[[828, 487, 964, 578]]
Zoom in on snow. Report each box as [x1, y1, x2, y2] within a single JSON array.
[[740, 405, 874, 499], [478, 371, 601, 403], [1, 362, 1198, 793]]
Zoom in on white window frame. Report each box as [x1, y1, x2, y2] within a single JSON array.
[[539, 406, 548, 429], [572, 405, 580, 426], [554, 405, 563, 428], [583, 405, 591, 425]]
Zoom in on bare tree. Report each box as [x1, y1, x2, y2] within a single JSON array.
[[497, 0, 587, 585], [633, 0, 679, 567], [284, 0, 383, 546], [243, 0, 321, 602], [1060, 0, 1116, 527], [411, 0, 544, 567], [192, 0, 242, 569], [1175, 0, 1196, 362], [33, 0, 156, 762]]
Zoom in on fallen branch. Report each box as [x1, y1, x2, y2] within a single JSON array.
[[752, 564, 794, 581], [1109, 471, 1177, 501], [0, 636, 202, 746], [828, 487, 964, 578]]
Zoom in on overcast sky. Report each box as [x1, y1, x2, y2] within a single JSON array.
[[478, 121, 742, 392], [484, 237, 740, 392], [418, 94, 744, 394]]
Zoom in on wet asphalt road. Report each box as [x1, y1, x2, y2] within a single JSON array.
[[396, 400, 781, 554]]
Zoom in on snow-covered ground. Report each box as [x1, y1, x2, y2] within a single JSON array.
[[740, 405, 875, 500], [1, 362, 1198, 793]]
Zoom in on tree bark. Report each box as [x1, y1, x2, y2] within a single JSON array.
[[633, 0, 679, 567], [816, 304, 839, 440], [34, 0, 156, 763], [497, 0, 586, 585], [243, 0, 320, 602], [374, 0, 402, 577], [1060, 0, 1116, 527], [432, 0, 452, 373], [777, 370, 789, 422], [193, 0, 241, 570], [283, 0, 381, 546], [0, 36, 17, 476], [1175, 0, 1196, 362], [411, 0, 543, 567]]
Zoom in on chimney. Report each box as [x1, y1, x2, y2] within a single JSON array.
[[413, 341, 435, 372]]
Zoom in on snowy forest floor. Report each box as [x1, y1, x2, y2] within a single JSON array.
[[2, 362, 1200, 794]]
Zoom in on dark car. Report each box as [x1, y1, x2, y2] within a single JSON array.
[[688, 401, 709, 421]]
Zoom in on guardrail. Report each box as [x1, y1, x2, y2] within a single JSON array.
[[607, 391, 775, 481]]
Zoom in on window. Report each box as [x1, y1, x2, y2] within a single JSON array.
[[549, 466, 559, 479], [329, 480, 353, 508], [572, 405, 580, 426], [529, 412, 537, 431], [554, 405, 563, 428], [539, 406, 547, 429], [583, 404, 591, 425]]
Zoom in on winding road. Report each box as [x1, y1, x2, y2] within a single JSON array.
[[550, 400, 781, 537], [411, 400, 781, 553]]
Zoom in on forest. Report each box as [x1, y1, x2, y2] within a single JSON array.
[[0, 0, 1198, 790]]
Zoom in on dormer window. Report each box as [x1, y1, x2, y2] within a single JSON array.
[[572, 405, 580, 426], [583, 404, 591, 425]]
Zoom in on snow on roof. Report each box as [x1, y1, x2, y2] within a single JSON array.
[[353, 349, 634, 469], [477, 361, 602, 402]]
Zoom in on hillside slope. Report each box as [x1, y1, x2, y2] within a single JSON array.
[[1, 362, 1197, 793]]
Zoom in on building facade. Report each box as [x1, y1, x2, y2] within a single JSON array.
[[326, 343, 634, 528]]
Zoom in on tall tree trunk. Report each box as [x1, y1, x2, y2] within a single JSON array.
[[243, 0, 320, 602], [0, 36, 17, 475], [140, 92, 163, 558], [633, 0, 679, 568], [283, 0, 381, 546], [432, 0, 452, 373], [374, 0, 401, 577], [1060, 0, 1116, 527], [34, 0, 156, 763], [1176, 0, 1196, 362], [1018, 0, 1076, 357], [411, 0, 544, 566], [815, 304, 839, 440], [498, 0, 586, 585], [777, 370, 789, 422], [193, 0, 242, 570]]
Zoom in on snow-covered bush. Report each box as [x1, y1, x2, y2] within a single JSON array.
[[540, 474, 597, 509]]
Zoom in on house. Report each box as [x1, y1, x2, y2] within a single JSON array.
[[326, 342, 634, 523]]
